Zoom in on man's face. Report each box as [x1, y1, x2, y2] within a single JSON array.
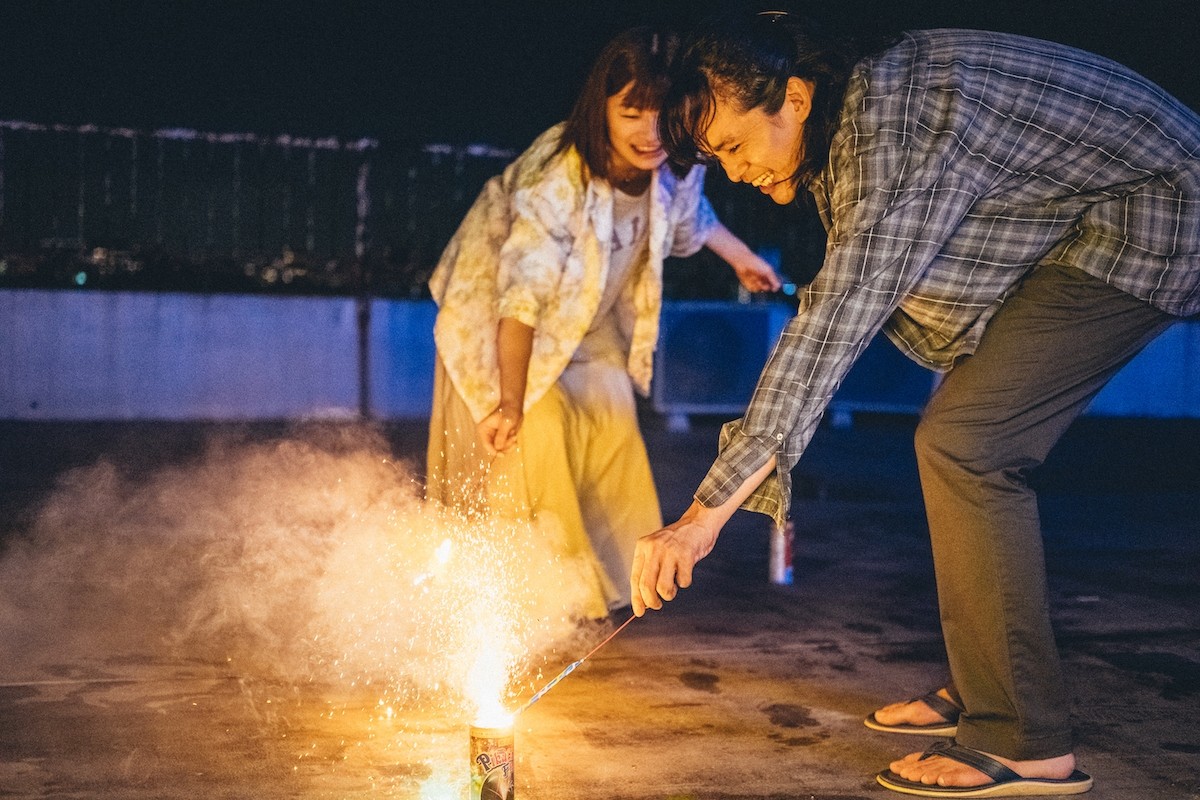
[[606, 82, 668, 176], [702, 77, 812, 205]]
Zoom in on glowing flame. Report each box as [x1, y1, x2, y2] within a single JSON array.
[[413, 537, 455, 587], [465, 634, 515, 728]]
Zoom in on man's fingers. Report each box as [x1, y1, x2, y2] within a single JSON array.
[[631, 549, 677, 615], [630, 549, 647, 616], [639, 567, 664, 611], [640, 550, 679, 611], [631, 522, 710, 614], [655, 558, 679, 603], [637, 551, 668, 612], [675, 558, 694, 590]]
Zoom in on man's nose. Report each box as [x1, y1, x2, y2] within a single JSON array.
[[722, 155, 747, 181]]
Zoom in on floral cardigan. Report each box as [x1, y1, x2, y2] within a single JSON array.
[[429, 123, 717, 422]]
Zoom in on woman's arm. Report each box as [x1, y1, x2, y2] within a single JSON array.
[[704, 222, 782, 293], [477, 317, 534, 454]]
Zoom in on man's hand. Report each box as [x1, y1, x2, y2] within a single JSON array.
[[477, 403, 523, 454], [630, 455, 779, 616], [630, 502, 721, 616]]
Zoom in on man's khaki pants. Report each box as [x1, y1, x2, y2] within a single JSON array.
[[915, 263, 1177, 760]]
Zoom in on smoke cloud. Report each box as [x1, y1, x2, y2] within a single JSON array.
[[0, 424, 606, 719]]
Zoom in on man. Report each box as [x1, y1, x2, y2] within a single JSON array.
[[632, 12, 1198, 797]]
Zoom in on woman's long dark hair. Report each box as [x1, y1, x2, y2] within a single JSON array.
[[661, 11, 888, 190], [554, 26, 686, 181]]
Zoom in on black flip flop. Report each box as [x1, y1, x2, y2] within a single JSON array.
[[876, 740, 1093, 797]]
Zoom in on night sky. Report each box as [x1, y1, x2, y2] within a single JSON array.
[[1, 0, 1197, 148]]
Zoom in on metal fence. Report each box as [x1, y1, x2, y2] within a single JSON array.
[[0, 119, 824, 298]]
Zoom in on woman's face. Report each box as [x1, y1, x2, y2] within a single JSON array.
[[701, 77, 813, 205], [606, 82, 668, 177]]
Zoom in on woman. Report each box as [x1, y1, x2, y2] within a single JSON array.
[[427, 26, 779, 619], [634, 10, 1198, 798]]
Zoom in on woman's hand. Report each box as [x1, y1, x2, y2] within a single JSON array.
[[702, 222, 782, 294], [481, 317, 535, 455], [477, 403, 523, 455], [732, 253, 783, 293]]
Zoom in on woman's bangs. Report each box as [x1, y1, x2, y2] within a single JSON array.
[[621, 73, 671, 111]]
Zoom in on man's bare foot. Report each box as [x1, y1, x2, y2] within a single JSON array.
[[872, 688, 959, 728], [889, 747, 1077, 788]]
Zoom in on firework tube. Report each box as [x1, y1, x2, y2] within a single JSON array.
[[469, 724, 514, 800]]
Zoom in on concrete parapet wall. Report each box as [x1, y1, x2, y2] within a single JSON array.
[[2, 290, 361, 420], [2, 290, 1196, 420]]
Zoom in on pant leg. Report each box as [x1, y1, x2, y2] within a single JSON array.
[[914, 263, 1176, 760]]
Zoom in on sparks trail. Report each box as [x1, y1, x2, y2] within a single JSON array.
[[514, 614, 636, 715]]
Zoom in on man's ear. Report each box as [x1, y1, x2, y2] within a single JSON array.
[[785, 76, 815, 124]]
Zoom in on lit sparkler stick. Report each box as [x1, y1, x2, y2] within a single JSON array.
[[513, 614, 636, 715]]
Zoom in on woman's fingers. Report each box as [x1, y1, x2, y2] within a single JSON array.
[[477, 408, 522, 454]]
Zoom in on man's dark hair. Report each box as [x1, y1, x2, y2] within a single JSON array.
[[554, 26, 685, 181], [661, 10, 891, 190]]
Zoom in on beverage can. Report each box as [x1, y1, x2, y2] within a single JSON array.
[[769, 519, 794, 585]]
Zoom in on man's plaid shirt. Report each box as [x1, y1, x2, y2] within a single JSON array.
[[697, 29, 1200, 525]]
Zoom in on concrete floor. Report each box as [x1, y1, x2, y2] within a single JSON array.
[[0, 414, 1197, 799]]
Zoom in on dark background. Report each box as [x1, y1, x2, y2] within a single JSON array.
[[1, 0, 1197, 298], [2, 0, 1197, 147]]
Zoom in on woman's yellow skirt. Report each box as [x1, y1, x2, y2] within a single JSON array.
[[427, 356, 662, 618]]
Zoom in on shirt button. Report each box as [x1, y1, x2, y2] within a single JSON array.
[[776, 433, 784, 441]]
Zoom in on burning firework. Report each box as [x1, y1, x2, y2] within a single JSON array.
[[469, 724, 514, 800], [0, 427, 613, 796]]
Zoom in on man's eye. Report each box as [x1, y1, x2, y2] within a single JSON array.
[[728, 144, 741, 154]]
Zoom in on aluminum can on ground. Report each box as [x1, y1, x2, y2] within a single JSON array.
[[769, 519, 794, 585]]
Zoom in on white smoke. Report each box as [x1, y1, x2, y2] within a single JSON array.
[[0, 424, 605, 719]]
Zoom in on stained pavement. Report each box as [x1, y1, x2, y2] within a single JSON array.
[[0, 413, 1196, 799]]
